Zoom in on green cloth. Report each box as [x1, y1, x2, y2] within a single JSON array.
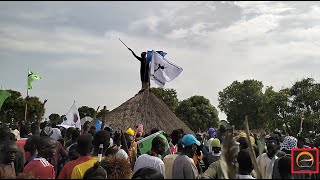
[[28, 70, 42, 90], [256, 139, 262, 147], [137, 131, 169, 155], [0, 89, 11, 110]]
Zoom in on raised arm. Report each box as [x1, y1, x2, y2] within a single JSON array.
[[128, 48, 142, 61]]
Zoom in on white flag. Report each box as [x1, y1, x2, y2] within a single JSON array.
[[60, 101, 81, 130], [150, 50, 183, 87]]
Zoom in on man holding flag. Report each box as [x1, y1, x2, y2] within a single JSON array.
[[119, 38, 183, 89], [128, 48, 150, 90]]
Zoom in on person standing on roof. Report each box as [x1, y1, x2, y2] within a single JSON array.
[[128, 48, 150, 90]]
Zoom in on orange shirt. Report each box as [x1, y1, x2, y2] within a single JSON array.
[[58, 156, 91, 179]]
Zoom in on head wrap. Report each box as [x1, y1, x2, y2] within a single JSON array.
[[208, 127, 216, 139], [280, 136, 297, 151]]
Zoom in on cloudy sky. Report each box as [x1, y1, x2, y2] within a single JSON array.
[[1, 1, 320, 120]]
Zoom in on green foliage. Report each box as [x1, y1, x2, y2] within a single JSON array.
[[27, 96, 46, 122], [260, 78, 320, 136], [175, 95, 219, 132], [219, 78, 320, 136], [286, 78, 320, 136], [0, 89, 45, 124], [218, 80, 264, 129], [78, 106, 96, 119], [259, 87, 291, 132], [151, 87, 179, 112]]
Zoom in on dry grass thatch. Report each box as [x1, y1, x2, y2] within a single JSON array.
[[106, 89, 194, 134]]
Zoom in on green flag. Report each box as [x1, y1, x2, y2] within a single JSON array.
[[136, 131, 169, 157], [28, 70, 42, 90], [0, 90, 11, 110]]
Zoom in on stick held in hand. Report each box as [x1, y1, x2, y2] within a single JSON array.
[[119, 38, 130, 50], [244, 116, 262, 179]]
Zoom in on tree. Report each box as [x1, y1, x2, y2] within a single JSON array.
[[151, 87, 179, 112], [218, 80, 264, 129], [0, 90, 24, 124], [175, 95, 219, 132], [0, 89, 45, 124], [287, 78, 320, 136], [27, 96, 46, 123], [256, 78, 320, 136], [78, 106, 96, 119], [49, 113, 61, 124], [259, 87, 291, 132]]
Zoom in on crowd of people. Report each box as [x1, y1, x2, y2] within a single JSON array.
[[0, 120, 319, 179]]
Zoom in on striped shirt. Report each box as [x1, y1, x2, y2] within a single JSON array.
[[23, 158, 55, 179]]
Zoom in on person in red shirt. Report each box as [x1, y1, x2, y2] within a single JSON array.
[[24, 135, 41, 165], [58, 134, 93, 179], [23, 136, 57, 179]]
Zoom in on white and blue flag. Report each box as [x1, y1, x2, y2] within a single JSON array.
[[150, 50, 183, 87]]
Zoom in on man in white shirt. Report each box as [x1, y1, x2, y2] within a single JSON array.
[[133, 136, 166, 176], [256, 138, 279, 179]]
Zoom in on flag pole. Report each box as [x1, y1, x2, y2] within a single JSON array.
[[24, 89, 28, 121], [24, 68, 29, 122]]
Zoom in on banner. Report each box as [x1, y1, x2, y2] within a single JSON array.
[[137, 131, 169, 155]]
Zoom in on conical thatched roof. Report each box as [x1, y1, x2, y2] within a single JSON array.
[[106, 89, 194, 134]]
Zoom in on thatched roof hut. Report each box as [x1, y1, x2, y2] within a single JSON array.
[[106, 89, 194, 134]]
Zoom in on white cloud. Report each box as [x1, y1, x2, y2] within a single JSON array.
[[0, 24, 104, 55], [166, 28, 189, 39], [212, 14, 279, 42], [233, 1, 296, 15], [129, 15, 162, 33]]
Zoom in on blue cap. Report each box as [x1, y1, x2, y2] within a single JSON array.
[[182, 134, 201, 147]]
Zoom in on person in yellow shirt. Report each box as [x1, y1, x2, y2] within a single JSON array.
[[71, 130, 110, 179]]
